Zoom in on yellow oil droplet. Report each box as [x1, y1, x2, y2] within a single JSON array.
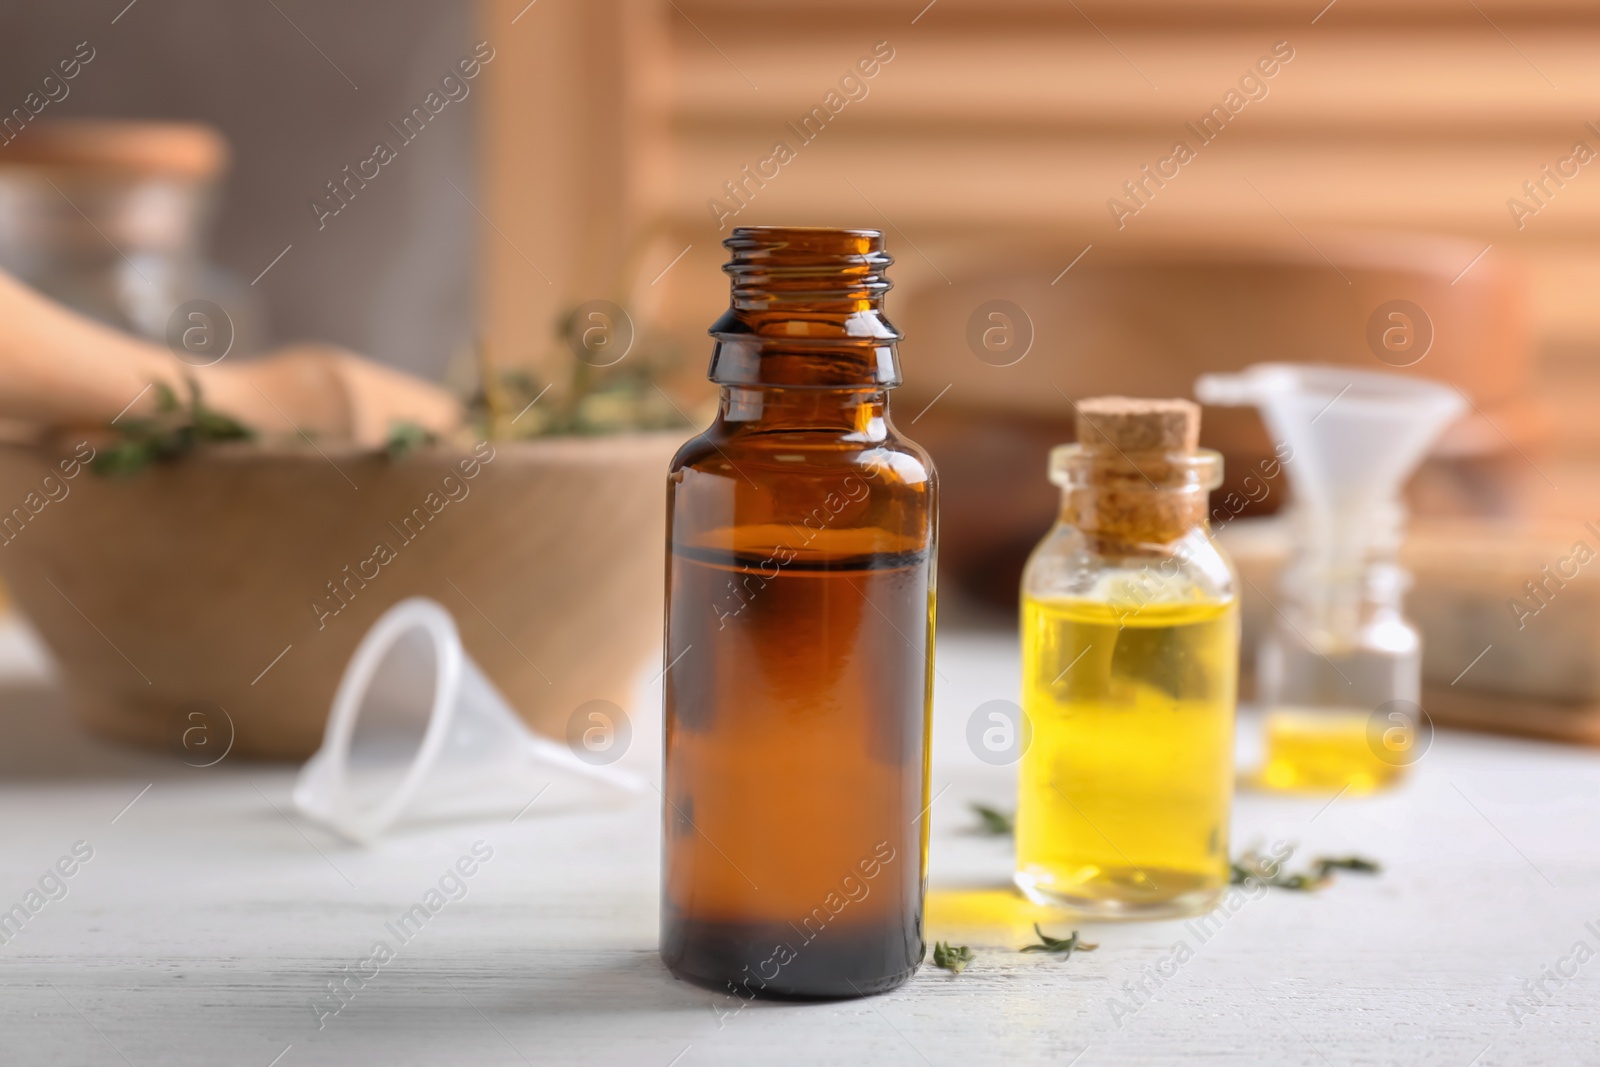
[[925, 888, 1076, 942]]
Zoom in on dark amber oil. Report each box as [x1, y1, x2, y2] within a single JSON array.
[[661, 227, 936, 999]]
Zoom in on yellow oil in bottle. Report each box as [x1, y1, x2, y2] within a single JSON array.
[[1256, 708, 1405, 793], [1016, 594, 1237, 918]]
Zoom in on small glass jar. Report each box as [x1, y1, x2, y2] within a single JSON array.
[[1015, 402, 1238, 919], [0, 120, 259, 349], [1254, 501, 1419, 792], [1191, 363, 1464, 794]]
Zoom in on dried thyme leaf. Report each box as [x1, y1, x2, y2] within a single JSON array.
[[153, 381, 180, 412], [1230, 845, 1382, 892], [1230, 846, 1321, 891], [93, 379, 253, 477], [1314, 855, 1382, 878], [190, 400, 252, 443], [1020, 924, 1098, 958], [932, 941, 974, 975], [970, 803, 1014, 836], [384, 419, 438, 460], [92, 439, 160, 478]]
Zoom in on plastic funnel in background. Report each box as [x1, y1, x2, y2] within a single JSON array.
[[1194, 363, 1465, 524], [293, 597, 642, 844], [1195, 363, 1466, 793]]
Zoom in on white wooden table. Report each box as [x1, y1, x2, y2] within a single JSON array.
[[2, 622, 1596, 1066]]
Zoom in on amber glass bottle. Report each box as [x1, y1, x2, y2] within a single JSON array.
[[660, 227, 936, 999]]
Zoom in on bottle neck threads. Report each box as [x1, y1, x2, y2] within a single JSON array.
[[707, 226, 902, 389]]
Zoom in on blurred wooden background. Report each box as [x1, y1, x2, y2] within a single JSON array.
[[479, 0, 1600, 396], [478, 0, 1600, 602]]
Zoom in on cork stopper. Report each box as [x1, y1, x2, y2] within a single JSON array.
[[1055, 395, 1217, 546], [1076, 396, 1200, 456]]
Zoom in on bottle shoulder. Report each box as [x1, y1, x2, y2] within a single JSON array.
[[668, 421, 935, 491], [1023, 522, 1237, 607], [667, 418, 935, 559]]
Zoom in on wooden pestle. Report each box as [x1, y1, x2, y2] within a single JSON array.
[[0, 268, 463, 447]]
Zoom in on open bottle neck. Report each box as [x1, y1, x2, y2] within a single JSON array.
[[1277, 501, 1411, 641], [707, 226, 903, 389]]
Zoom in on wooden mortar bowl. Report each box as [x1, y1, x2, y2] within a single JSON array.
[[0, 433, 678, 760]]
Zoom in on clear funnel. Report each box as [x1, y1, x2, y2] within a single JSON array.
[[1195, 364, 1464, 793], [1196, 364, 1464, 526], [293, 597, 642, 843]]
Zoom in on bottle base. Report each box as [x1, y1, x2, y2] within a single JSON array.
[[1252, 707, 1411, 794], [660, 914, 922, 999], [1246, 766, 1406, 795], [664, 958, 917, 1001], [1013, 871, 1225, 921]]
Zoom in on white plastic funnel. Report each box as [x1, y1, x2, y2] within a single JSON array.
[[1195, 364, 1464, 521], [293, 597, 642, 843]]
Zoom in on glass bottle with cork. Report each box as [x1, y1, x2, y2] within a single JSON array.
[[660, 226, 936, 998], [1016, 397, 1238, 918]]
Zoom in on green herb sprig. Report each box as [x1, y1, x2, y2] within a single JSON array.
[[93, 381, 253, 477], [1021, 924, 1098, 958], [1230, 846, 1383, 892], [1314, 855, 1382, 878], [383, 419, 438, 460], [932, 941, 974, 975], [970, 803, 1014, 836]]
